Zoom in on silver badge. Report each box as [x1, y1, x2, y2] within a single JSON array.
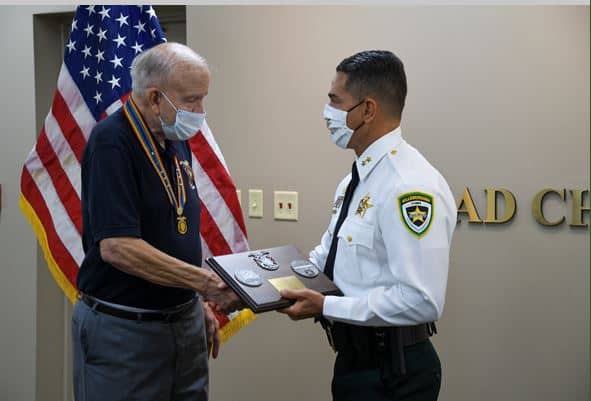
[[249, 251, 280, 271], [235, 269, 263, 287], [290, 260, 320, 278]]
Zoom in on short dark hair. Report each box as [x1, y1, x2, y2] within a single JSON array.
[[336, 50, 407, 118]]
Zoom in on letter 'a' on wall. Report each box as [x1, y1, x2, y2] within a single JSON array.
[[457, 187, 482, 223]]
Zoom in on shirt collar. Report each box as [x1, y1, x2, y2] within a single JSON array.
[[355, 126, 403, 181]]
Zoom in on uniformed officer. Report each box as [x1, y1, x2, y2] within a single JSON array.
[[73, 43, 241, 401], [279, 50, 457, 401]]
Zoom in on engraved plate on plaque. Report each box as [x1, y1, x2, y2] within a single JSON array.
[[268, 276, 306, 292]]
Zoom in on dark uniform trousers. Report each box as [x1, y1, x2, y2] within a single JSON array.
[[332, 339, 441, 401], [324, 322, 441, 401]]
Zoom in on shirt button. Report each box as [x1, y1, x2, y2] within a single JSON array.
[[347, 236, 352, 242]]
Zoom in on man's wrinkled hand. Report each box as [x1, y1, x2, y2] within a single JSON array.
[[201, 271, 244, 314], [277, 288, 325, 321], [202, 301, 221, 359]]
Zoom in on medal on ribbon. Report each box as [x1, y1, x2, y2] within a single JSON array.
[[173, 157, 188, 234], [124, 98, 189, 235]]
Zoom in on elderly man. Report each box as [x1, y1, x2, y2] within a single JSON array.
[[72, 42, 240, 401], [279, 50, 457, 401]]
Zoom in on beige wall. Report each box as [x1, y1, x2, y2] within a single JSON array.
[[0, 6, 73, 401], [0, 5, 587, 401], [186, 6, 589, 401], [0, 8, 37, 400]]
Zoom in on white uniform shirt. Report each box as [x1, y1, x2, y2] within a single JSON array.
[[310, 127, 456, 327]]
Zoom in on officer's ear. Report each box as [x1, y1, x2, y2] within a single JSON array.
[[362, 97, 378, 123]]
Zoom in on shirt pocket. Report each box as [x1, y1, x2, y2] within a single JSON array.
[[336, 217, 380, 283]]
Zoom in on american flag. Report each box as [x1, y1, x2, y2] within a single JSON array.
[[19, 5, 254, 341]]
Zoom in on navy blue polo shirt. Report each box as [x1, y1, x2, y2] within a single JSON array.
[[78, 107, 201, 309]]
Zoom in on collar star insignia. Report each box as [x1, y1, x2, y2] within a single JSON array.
[[408, 206, 427, 223], [356, 194, 373, 217], [361, 156, 372, 166]]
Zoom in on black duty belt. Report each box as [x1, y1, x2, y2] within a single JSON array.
[[319, 319, 437, 377], [80, 293, 196, 322]]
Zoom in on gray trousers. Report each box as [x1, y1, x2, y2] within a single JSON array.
[[72, 299, 209, 401]]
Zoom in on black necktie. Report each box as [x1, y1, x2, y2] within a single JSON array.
[[324, 162, 360, 281]]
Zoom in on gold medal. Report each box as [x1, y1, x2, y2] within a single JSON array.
[[177, 216, 188, 235]]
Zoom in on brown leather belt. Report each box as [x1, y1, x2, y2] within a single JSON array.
[[80, 293, 196, 322]]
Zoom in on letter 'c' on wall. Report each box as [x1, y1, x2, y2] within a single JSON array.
[[532, 189, 566, 226]]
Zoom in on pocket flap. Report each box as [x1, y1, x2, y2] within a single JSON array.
[[337, 218, 374, 249]]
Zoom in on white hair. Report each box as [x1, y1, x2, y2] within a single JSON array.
[[130, 42, 208, 95]]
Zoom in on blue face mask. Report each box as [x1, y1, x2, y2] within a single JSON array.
[[159, 91, 206, 141]]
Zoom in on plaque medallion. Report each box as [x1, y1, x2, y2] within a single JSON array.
[[290, 260, 320, 278], [249, 251, 280, 271], [234, 269, 263, 287]]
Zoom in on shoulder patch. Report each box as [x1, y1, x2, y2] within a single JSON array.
[[398, 191, 434, 238]]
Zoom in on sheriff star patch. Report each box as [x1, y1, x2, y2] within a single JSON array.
[[398, 192, 434, 237]]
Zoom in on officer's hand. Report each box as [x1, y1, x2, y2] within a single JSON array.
[[277, 289, 325, 321]]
